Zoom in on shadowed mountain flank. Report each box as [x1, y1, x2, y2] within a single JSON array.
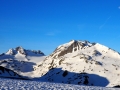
[[39, 68, 109, 87], [0, 66, 23, 79], [0, 60, 36, 72]]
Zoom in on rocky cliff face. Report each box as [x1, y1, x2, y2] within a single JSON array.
[[50, 40, 93, 58], [34, 40, 120, 87]]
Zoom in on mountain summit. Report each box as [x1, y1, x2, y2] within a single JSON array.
[[50, 40, 94, 58], [5, 46, 45, 56]]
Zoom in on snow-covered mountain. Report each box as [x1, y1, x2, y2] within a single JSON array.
[[0, 46, 46, 78], [1, 40, 120, 88], [34, 40, 120, 87]]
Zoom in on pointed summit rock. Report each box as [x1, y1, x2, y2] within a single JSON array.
[[50, 40, 94, 58]]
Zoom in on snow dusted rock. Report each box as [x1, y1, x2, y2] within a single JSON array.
[[34, 40, 120, 87], [50, 40, 93, 58], [0, 46, 46, 78], [6, 46, 45, 56]]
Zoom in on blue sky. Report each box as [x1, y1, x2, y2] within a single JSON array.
[[0, 0, 120, 55]]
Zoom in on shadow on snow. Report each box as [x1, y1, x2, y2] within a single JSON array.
[[38, 68, 109, 87]]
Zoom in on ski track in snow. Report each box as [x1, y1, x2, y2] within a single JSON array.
[[0, 78, 119, 90]]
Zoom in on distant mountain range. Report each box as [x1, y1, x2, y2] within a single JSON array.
[[0, 40, 120, 87], [0, 46, 46, 79]]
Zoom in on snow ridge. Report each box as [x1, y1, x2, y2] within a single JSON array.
[[5, 46, 45, 56]]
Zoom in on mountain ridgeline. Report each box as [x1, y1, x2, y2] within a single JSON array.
[[34, 40, 120, 87], [0, 40, 120, 87]]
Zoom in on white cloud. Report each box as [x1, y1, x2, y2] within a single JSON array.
[[118, 6, 120, 9], [46, 32, 55, 36], [45, 30, 61, 36]]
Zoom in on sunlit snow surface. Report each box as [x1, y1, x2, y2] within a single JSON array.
[[0, 78, 119, 90]]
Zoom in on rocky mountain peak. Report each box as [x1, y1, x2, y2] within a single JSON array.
[[5, 46, 26, 55], [5, 46, 45, 56], [50, 40, 95, 58], [34, 40, 120, 87], [15, 46, 26, 55]]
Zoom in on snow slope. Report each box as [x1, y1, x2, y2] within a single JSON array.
[[34, 40, 120, 87], [0, 46, 46, 78], [0, 66, 24, 79], [0, 78, 119, 90]]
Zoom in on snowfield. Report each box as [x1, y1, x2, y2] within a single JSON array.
[[0, 78, 119, 90]]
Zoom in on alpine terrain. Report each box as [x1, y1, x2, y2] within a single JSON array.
[[0, 40, 120, 88], [0, 46, 46, 78], [34, 40, 120, 87]]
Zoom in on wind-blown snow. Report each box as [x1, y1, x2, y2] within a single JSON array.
[[0, 78, 119, 90]]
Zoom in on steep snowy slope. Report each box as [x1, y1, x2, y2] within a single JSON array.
[[0, 46, 46, 78], [0, 66, 25, 79], [34, 40, 120, 87]]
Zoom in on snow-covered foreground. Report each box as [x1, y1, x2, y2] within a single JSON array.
[[0, 78, 119, 90]]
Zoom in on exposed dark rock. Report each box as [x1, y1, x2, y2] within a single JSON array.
[[58, 41, 85, 57], [95, 61, 102, 65], [62, 70, 68, 77], [83, 76, 89, 85], [114, 85, 120, 88], [0, 53, 5, 56], [15, 46, 26, 55], [93, 50, 102, 56], [59, 59, 64, 65]]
